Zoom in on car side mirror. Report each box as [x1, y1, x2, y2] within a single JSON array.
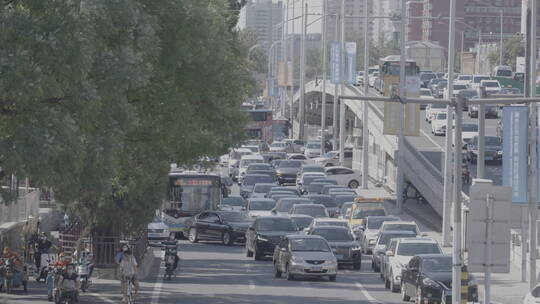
[[386, 250, 394, 257]]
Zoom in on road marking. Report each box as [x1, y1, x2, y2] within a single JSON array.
[[420, 129, 445, 152], [355, 282, 380, 303], [248, 280, 256, 290], [87, 292, 116, 304], [151, 253, 165, 304]]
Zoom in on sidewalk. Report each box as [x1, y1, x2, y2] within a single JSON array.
[[355, 180, 531, 304]]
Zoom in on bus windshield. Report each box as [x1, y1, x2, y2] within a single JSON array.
[[380, 61, 417, 76], [167, 175, 221, 212]]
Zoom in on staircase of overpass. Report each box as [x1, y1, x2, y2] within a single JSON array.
[[292, 80, 469, 218]]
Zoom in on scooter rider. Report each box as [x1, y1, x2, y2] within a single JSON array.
[[57, 264, 79, 303], [118, 245, 139, 304], [162, 233, 180, 271]]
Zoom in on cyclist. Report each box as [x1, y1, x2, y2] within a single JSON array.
[[118, 245, 139, 303]]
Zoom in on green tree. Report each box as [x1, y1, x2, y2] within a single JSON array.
[[0, 0, 251, 233], [488, 35, 525, 70]]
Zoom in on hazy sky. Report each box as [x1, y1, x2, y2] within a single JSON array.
[[282, 0, 324, 34]]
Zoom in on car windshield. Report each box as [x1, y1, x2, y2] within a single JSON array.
[[316, 221, 349, 228], [303, 167, 325, 174], [367, 218, 397, 229], [353, 208, 386, 219], [421, 73, 436, 80], [473, 76, 490, 83], [307, 143, 321, 149], [453, 85, 467, 90], [253, 184, 274, 193], [383, 224, 417, 233], [458, 75, 472, 80], [422, 257, 452, 272], [222, 197, 245, 207], [279, 161, 302, 168], [248, 164, 269, 171], [290, 238, 330, 252], [462, 124, 478, 132], [485, 136, 500, 146], [291, 217, 313, 229], [293, 206, 327, 217], [220, 212, 250, 222], [436, 113, 447, 120], [277, 201, 300, 212], [249, 200, 275, 210], [271, 142, 286, 147], [496, 70, 512, 77], [258, 218, 296, 231], [315, 199, 338, 208], [420, 90, 432, 96], [431, 103, 446, 109], [312, 228, 354, 242], [324, 151, 338, 158], [397, 243, 441, 256], [244, 175, 273, 185], [483, 81, 499, 87], [377, 233, 409, 245], [437, 82, 447, 88]]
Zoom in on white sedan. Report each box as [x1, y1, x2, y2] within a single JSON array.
[[431, 112, 447, 136], [324, 166, 362, 189]]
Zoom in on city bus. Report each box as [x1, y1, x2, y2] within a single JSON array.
[[377, 55, 420, 97], [162, 171, 222, 237], [245, 108, 273, 144]]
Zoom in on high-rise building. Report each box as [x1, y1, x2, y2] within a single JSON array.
[[238, 0, 283, 48], [326, 0, 373, 42], [372, 0, 399, 43], [406, 1, 423, 42]]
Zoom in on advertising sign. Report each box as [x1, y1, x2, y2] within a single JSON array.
[[330, 41, 341, 84], [502, 106, 529, 204], [277, 61, 288, 86], [382, 76, 421, 136], [345, 42, 357, 85], [467, 180, 511, 273]]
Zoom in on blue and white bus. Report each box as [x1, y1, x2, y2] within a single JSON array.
[[162, 171, 222, 237]]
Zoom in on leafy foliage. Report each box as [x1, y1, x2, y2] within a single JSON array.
[[488, 36, 525, 70], [0, 0, 251, 232]]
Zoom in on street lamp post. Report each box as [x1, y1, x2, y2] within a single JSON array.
[[289, 1, 295, 139], [298, 0, 307, 141], [339, 0, 346, 165], [320, 0, 328, 156], [362, 0, 369, 189]]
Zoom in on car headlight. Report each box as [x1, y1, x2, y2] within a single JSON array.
[[277, 173, 283, 176], [291, 256, 304, 264], [368, 239, 376, 245], [423, 277, 440, 288]]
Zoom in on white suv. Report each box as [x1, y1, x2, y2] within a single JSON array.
[[383, 237, 442, 293]]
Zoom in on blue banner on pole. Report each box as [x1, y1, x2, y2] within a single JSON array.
[[502, 106, 529, 204], [345, 42, 357, 85], [330, 41, 341, 84]]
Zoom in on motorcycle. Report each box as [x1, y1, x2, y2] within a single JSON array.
[[163, 243, 179, 280], [76, 262, 92, 292], [38, 253, 58, 282]]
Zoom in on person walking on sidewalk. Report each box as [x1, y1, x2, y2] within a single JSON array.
[[118, 245, 139, 303]]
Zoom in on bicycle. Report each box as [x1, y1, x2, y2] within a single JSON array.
[[124, 276, 135, 304]]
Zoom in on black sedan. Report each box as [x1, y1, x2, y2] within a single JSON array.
[[245, 216, 299, 260], [275, 160, 303, 185], [185, 210, 253, 245], [401, 254, 478, 303]]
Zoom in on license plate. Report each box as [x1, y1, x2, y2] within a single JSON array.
[[149, 233, 160, 238], [335, 254, 343, 259], [310, 266, 323, 271]]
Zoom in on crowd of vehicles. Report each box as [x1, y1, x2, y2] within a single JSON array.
[[163, 141, 481, 304]]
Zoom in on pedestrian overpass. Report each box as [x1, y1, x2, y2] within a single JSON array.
[[291, 80, 450, 217]]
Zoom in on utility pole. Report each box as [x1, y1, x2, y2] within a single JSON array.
[[339, 0, 346, 164], [362, 0, 370, 189], [528, 0, 538, 289], [320, 0, 328, 156], [333, 10, 340, 150], [289, 1, 295, 139], [396, 0, 407, 214], [282, 0, 289, 118], [298, 0, 307, 141], [442, 0, 456, 247], [500, 9, 503, 66]]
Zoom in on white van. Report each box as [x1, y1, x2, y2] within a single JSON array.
[[492, 65, 513, 78]]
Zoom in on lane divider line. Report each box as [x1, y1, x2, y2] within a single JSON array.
[[151, 252, 165, 304], [248, 280, 256, 290], [355, 282, 381, 303], [420, 129, 445, 152], [87, 292, 116, 304]]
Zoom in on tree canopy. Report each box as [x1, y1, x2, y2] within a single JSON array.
[[488, 35, 525, 70], [0, 0, 251, 232]]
